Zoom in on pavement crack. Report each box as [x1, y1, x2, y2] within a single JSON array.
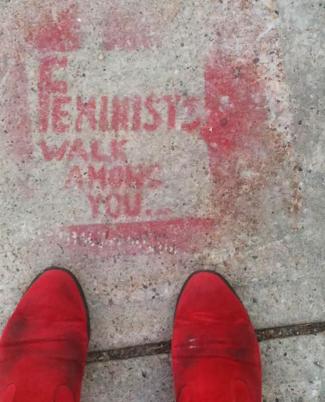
[[87, 321, 325, 364]]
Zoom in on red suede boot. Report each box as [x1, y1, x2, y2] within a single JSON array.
[[172, 271, 261, 401], [0, 268, 89, 402]]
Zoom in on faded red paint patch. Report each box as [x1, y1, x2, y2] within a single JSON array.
[[3, 54, 33, 161], [0, 0, 296, 260], [26, 6, 81, 52], [3, 2, 288, 255], [103, 8, 156, 51], [66, 218, 215, 255], [200, 54, 288, 238], [201, 55, 268, 193], [201, 56, 266, 153]]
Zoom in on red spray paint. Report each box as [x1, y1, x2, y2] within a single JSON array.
[[26, 5, 81, 52]]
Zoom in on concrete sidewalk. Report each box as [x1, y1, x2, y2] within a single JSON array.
[[0, 0, 324, 400]]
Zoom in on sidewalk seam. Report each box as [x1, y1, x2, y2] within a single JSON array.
[[87, 321, 325, 364]]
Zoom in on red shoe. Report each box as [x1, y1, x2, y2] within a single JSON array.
[[172, 271, 261, 401], [0, 268, 89, 402]]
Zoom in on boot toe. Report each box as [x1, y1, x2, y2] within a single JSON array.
[[1, 268, 89, 346], [172, 271, 261, 402], [0, 268, 89, 402]]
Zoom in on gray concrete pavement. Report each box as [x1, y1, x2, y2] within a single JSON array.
[[82, 334, 325, 402], [0, 0, 324, 400]]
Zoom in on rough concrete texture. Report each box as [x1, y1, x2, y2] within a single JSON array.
[[0, 0, 324, 400], [82, 335, 325, 401]]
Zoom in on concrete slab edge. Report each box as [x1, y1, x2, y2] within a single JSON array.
[[87, 321, 325, 364]]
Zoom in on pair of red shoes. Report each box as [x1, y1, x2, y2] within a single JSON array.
[[0, 268, 261, 401]]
